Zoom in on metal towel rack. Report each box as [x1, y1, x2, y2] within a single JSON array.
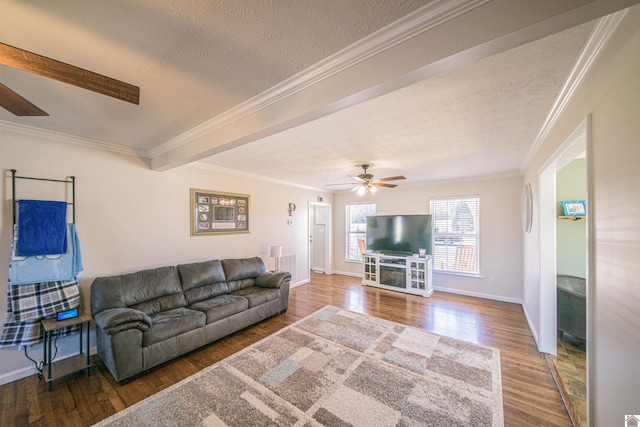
[[10, 169, 76, 225]]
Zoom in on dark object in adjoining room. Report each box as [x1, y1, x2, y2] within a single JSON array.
[[557, 275, 586, 340]]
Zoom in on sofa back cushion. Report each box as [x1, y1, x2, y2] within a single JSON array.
[[222, 257, 266, 281], [91, 266, 186, 316], [177, 260, 229, 305], [222, 257, 266, 293]]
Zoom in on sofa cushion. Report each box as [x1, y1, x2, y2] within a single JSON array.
[[232, 286, 281, 308], [91, 266, 186, 315], [177, 260, 227, 291], [94, 308, 152, 335], [189, 294, 249, 324], [177, 259, 230, 305], [142, 307, 206, 347], [183, 282, 230, 306], [131, 292, 188, 317], [226, 278, 255, 293], [222, 257, 265, 281], [255, 271, 291, 288]]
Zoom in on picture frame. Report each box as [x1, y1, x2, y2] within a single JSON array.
[[561, 200, 586, 217], [190, 188, 250, 235]]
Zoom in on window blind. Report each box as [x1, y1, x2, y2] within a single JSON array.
[[346, 203, 376, 261], [430, 196, 479, 274]]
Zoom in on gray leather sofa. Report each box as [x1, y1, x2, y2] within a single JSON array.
[[90, 257, 291, 383]]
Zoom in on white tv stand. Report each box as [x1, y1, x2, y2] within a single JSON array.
[[362, 253, 433, 297]]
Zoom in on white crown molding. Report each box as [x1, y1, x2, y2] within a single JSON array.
[[399, 170, 523, 189], [189, 161, 326, 192], [327, 170, 523, 193], [521, 9, 628, 171], [0, 120, 149, 158], [147, 0, 489, 159]]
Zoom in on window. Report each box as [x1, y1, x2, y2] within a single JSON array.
[[346, 203, 376, 261], [430, 196, 479, 274]]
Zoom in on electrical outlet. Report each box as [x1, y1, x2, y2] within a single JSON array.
[[489, 278, 496, 286]]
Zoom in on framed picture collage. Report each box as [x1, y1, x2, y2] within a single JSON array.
[[190, 188, 250, 235]]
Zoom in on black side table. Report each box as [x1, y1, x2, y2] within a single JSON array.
[[41, 313, 92, 391]]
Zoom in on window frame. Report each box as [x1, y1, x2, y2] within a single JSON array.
[[345, 202, 376, 262], [429, 196, 480, 275]]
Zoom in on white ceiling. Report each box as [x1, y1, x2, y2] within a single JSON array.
[[0, 1, 632, 191]]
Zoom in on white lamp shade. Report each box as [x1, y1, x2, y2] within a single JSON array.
[[270, 246, 282, 258]]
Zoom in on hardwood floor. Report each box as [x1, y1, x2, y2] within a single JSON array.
[[0, 272, 571, 426], [546, 335, 587, 427]]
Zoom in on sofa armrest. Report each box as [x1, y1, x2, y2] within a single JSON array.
[[255, 271, 292, 288], [94, 308, 152, 335]]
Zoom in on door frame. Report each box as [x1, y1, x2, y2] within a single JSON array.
[[538, 115, 593, 424], [308, 201, 332, 275]]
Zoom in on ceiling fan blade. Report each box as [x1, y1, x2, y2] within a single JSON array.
[[0, 42, 140, 105], [372, 182, 398, 188], [377, 175, 406, 182], [325, 183, 356, 186], [0, 82, 49, 116]]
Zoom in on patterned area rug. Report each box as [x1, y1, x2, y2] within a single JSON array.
[[94, 306, 504, 426]]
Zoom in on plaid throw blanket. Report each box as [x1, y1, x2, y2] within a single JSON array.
[[0, 280, 80, 348]]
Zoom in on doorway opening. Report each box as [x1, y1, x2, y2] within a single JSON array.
[[539, 116, 593, 426], [309, 202, 332, 275]]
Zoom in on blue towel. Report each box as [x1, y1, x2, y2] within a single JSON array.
[[10, 224, 83, 285], [17, 200, 67, 256]]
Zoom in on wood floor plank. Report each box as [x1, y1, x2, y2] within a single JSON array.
[[1, 382, 17, 426], [0, 272, 571, 426]]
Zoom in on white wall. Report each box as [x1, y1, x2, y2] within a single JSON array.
[[556, 158, 587, 277], [0, 130, 330, 384], [522, 6, 640, 424], [331, 175, 524, 302]]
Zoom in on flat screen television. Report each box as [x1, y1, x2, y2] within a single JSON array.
[[366, 214, 433, 256]]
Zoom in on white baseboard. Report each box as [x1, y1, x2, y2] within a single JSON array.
[[0, 365, 36, 386], [290, 278, 310, 288], [436, 286, 541, 346], [308, 273, 523, 305], [327, 270, 363, 279], [521, 302, 540, 348], [433, 286, 523, 305], [0, 346, 98, 386]]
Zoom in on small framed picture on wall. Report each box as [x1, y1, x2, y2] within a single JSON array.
[[561, 200, 586, 217]]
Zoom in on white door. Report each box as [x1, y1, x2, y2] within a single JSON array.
[[309, 203, 330, 273]]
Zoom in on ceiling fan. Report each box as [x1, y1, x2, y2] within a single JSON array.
[[328, 164, 406, 196], [0, 42, 140, 117]]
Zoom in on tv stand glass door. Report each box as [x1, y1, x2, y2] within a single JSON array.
[[362, 253, 433, 297]]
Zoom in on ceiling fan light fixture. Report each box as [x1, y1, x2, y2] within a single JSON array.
[[355, 182, 378, 196], [333, 164, 406, 195]]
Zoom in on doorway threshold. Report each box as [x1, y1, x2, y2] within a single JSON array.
[[544, 335, 587, 427]]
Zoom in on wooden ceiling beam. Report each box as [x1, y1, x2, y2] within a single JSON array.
[[0, 42, 140, 105], [0, 82, 49, 116]]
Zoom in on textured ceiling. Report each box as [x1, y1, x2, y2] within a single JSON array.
[[0, 0, 432, 151], [0, 1, 625, 190], [201, 22, 595, 187]]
